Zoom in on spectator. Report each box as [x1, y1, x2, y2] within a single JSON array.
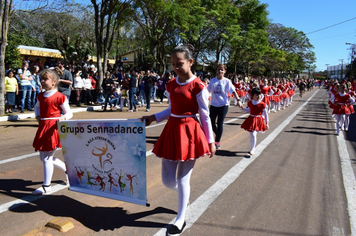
[[102, 71, 115, 111], [30, 65, 41, 110], [156, 73, 167, 104], [5, 70, 18, 113], [57, 60, 73, 100], [143, 70, 157, 111], [18, 61, 33, 112], [73, 68, 84, 107], [109, 87, 121, 109], [138, 71, 146, 107], [82, 72, 93, 105], [128, 69, 139, 112]]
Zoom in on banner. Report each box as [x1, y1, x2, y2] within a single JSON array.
[[58, 119, 148, 206]]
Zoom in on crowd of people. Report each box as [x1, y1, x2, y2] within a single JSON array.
[[327, 79, 356, 135], [4, 58, 178, 114]]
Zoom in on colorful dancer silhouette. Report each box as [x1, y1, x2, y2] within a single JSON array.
[[75, 166, 84, 183], [116, 169, 126, 193], [126, 173, 137, 195], [85, 169, 97, 187], [95, 174, 106, 191], [107, 173, 118, 191]]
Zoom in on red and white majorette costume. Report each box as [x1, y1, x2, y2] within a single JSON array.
[[241, 96, 268, 132], [287, 82, 295, 97], [331, 92, 354, 115], [348, 90, 355, 114], [234, 82, 247, 98], [278, 83, 290, 100], [152, 76, 214, 161], [260, 84, 273, 106], [33, 90, 67, 151]]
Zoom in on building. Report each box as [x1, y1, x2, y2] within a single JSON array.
[[326, 63, 349, 80], [17, 45, 115, 68]]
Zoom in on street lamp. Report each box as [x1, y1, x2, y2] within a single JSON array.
[[346, 42, 356, 80]]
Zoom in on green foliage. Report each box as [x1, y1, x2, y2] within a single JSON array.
[[266, 23, 315, 75], [5, 26, 42, 69]]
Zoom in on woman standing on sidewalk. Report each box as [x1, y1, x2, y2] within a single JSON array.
[[207, 64, 242, 149]]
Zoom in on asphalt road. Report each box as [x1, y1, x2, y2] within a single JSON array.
[[0, 88, 355, 236]]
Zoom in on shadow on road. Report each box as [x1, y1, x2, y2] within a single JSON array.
[[2, 179, 176, 231]]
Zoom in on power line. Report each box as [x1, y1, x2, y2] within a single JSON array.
[[306, 16, 356, 35]]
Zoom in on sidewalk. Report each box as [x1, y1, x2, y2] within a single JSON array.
[[0, 105, 103, 122]]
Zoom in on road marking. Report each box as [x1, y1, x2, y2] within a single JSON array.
[[0, 152, 39, 165], [153, 90, 319, 236], [337, 132, 356, 235], [0, 184, 68, 214]]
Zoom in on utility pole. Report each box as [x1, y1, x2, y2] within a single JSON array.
[[346, 42, 356, 80], [339, 59, 344, 80], [325, 64, 329, 79]]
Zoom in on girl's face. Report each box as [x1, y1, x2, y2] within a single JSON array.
[[8, 72, 14, 77], [41, 75, 56, 91], [171, 52, 192, 77], [252, 94, 260, 101]]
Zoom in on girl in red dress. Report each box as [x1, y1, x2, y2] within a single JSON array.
[[32, 68, 73, 195], [241, 87, 269, 155], [141, 44, 215, 235], [346, 82, 355, 131], [330, 83, 355, 134], [260, 78, 273, 112]]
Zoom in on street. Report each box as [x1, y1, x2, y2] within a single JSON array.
[[0, 88, 355, 236]]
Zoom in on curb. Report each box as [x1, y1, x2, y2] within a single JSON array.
[[0, 105, 103, 122]]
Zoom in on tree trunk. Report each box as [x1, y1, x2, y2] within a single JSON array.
[[0, 0, 13, 117]]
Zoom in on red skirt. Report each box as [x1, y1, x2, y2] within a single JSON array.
[[237, 90, 247, 97], [272, 95, 281, 103], [152, 116, 210, 161], [349, 105, 355, 114], [33, 120, 61, 152], [280, 92, 290, 99], [332, 104, 351, 115], [261, 95, 270, 105], [241, 115, 267, 132], [288, 90, 295, 96]]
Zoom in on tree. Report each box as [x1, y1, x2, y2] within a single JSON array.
[[228, 0, 269, 76], [133, 0, 205, 72], [0, 0, 14, 116], [90, 0, 133, 88], [266, 23, 315, 76], [0, 0, 51, 116]]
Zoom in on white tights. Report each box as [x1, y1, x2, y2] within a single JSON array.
[[250, 131, 257, 153], [40, 150, 66, 186], [161, 159, 195, 228], [335, 114, 345, 134]]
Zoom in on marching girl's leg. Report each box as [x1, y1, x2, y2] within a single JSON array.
[[249, 131, 257, 155]]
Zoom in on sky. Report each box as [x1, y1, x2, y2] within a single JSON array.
[[260, 0, 356, 71]]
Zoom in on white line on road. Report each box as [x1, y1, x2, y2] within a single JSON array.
[[337, 132, 356, 235], [0, 152, 39, 165], [153, 90, 319, 236], [0, 184, 69, 214]]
